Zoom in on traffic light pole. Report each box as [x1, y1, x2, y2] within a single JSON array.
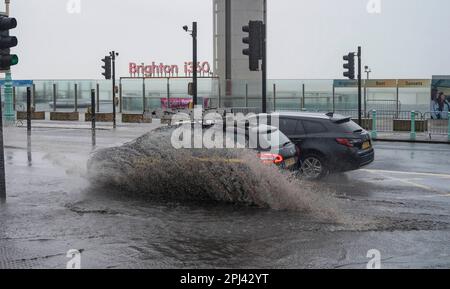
[[357, 46, 362, 126], [262, 24, 267, 114], [0, 73, 5, 202], [0, 0, 11, 202], [262, 0, 267, 114]]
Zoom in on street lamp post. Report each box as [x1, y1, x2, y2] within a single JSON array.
[[365, 65, 372, 80], [183, 22, 198, 106], [364, 65, 371, 117]]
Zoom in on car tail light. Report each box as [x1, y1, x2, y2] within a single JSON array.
[[258, 153, 284, 164], [336, 138, 354, 148]]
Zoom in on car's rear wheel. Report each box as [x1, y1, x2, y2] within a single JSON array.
[[300, 154, 328, 180]]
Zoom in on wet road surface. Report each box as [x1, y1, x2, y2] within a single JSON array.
[[0, 125, 449, 269]]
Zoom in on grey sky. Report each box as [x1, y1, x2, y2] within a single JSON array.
[[6, 0, 450, 80]]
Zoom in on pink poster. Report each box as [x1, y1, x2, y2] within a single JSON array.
[[160, 98, 209, 109]]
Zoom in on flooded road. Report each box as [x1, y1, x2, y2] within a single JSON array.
[[1, 124, 449, 269]]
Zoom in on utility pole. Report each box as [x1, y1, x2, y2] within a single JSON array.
[[192, 22, 198, 106], [357, 46, 362, 126], [183, 22, 198, 106]]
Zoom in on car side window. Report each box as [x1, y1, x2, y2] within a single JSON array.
[[294, 120, 306, 135], [279, 118, 298, 135], [303, 120, 327, 134]]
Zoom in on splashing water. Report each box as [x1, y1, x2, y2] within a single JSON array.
[[87, 126, 342, 220]]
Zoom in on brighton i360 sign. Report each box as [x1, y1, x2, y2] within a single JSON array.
[[129, 61, 211, 77]]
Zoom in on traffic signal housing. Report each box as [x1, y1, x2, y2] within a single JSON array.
[[0, 15, 18, 71], [242, 21, 263, 71], [101, 56, 111, 80], [343, 53, 355, 80]]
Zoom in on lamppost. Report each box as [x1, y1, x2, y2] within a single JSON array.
[[365, 65, 372, 80], [183, 22, 198, 106]]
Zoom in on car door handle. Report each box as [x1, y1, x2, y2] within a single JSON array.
[[291, 137, 304, 142]]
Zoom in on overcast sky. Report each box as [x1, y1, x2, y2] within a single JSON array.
[[6, 0, 450, 80]]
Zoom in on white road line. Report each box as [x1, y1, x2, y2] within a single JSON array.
[[361, 169, 450, 179], [363, 169, 450, 197]]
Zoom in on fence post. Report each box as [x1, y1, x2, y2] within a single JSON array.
[[273, 83, 276, 112], [245, 83, 248, 108], [301, 84, 306, 111], [12, 86, 16, 111], [119, 82, 123, 113], [217, 81, 221, 108], [53, 83, 57, 112], [142, 78, 146, 113], [96, 83, 100, 112], [448, 112, 450, 142], [332, 85, 335, 113], [74, 83, 78, 112], [410, 111, 416, 141], [371, 110, 377, 140], [32, 84, 36, 109], [167, 78, 170, 110]]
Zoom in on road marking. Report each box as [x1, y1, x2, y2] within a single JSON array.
[[192, 157, 244, 164], [361, 169, 450, 179], [363, 169, 450, 197]]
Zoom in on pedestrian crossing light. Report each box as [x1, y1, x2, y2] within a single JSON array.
[[0, 15, 18, 71]]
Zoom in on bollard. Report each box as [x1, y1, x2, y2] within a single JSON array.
[[448, 112, 450, 142], [91, 89, 96, 147], [410, 111, 416, 141], [27, 87, 32, 165], [371, 110, 377, 140]]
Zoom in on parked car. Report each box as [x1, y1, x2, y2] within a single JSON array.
[[247, 112, 375, 179]]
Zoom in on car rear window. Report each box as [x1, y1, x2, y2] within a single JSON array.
[[334, 119, 363, 132]]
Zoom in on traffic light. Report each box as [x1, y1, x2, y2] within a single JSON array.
[[0, 15, 18, 71], [343, 53, 355, 80], [101, 56, 111, 80], [242, 21, 263, 71]]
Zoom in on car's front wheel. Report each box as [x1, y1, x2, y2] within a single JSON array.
[[299, 154, 328, 180]]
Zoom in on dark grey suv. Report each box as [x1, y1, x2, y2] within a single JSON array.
[[249, 112, 375, 179]]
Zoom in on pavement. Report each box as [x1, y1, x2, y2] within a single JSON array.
[[376, 132, 450, 144], [0, 122, 449, 269]]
